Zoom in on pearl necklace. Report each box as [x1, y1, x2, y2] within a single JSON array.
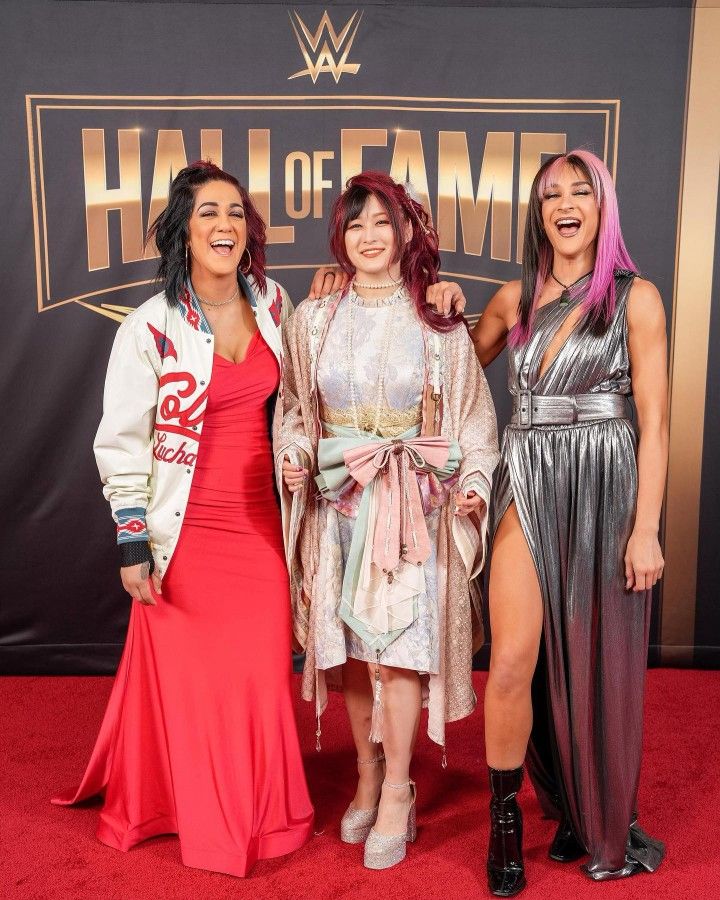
[[196, 285, 240, 307], [352, 278, 402, 290], [346, 285, 405, 437]]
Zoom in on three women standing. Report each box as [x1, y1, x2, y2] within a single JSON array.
[[60, 149, 667, 893]]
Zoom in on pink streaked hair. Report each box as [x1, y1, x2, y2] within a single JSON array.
[[510, 149, 637, 345]]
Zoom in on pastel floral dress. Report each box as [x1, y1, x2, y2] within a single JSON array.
[[315, 289, 442, 674]]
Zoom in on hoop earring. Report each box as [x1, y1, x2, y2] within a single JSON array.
[[240, 247, 252, 274], [185, 245, 189, 274]]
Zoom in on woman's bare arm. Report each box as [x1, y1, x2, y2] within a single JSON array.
[[426, 279, 520, 368], [624, 278, 669, 592]]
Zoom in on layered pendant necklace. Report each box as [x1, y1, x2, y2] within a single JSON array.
[[346, 285, 405, 436], [550, 270, 593, 305]]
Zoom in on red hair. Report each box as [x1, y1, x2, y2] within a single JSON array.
[[328, 171, 463, 332]]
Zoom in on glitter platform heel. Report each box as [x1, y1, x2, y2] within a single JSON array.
[[340, 753, 385, 844], [363, 780, 416, 870]]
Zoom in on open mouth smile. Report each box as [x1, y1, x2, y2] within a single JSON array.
[[554, 218, 581, 238], [210, 239, 236, 257]]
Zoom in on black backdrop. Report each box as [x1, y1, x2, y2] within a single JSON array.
[[2, 0, 718, 673]]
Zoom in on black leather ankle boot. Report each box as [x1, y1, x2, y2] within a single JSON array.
[[549, 817, 586, 862], [487, 766, 527, 897]]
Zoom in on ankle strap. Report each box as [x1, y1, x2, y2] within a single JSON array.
[[383, 778, 414, 789], [357, 753, 385, 766]]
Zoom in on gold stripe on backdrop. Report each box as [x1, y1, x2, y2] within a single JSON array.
[[662, 0, 720, 664]]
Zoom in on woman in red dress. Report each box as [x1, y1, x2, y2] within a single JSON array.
[[53, 161, 314, 877]]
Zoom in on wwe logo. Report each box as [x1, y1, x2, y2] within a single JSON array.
[[288, 10, 363, 83]]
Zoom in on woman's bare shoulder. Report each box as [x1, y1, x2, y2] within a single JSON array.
[[485, 279, 521, 324], [627, 277, 665, 327]]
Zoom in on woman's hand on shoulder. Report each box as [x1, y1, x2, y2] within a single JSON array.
[[308, 266, 350, 300], [427, 281, 467, 316], [120, 561, 161, 605], [425, 278, 519, 320]]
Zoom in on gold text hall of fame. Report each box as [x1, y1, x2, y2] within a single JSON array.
[[25, 12, 619, 323]]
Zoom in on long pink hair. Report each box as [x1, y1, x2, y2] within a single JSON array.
[[510, 149, 637, 345], [329, 171, 463, 332]]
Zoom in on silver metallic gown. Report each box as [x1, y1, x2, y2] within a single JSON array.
[[491, 272, 665, 879]]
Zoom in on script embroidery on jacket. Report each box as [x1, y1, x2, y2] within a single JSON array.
[[156, 372, 208, 440]]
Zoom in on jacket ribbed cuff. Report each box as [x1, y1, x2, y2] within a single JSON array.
[[119, 540, 154, 572]]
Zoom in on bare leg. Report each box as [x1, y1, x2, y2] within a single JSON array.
[[343, 657, 385, 809], [373, 664, 422, 835], [485, 502, 543, 769]]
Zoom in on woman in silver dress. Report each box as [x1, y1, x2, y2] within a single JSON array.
[[427, 150, 668, 894], [278, 171, 499, 871], [312, 148, 668, 893]]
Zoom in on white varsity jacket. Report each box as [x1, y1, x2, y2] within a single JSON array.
[[94, 273, 291, 578]]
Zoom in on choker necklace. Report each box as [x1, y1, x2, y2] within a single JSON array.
[[352, 278, 403, 290], [349, 285, 405, 308], [196, 285, 240, 308], [550, 270, 593, 305]]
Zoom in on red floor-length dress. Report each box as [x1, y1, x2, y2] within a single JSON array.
[[54, 330, 314, 877]]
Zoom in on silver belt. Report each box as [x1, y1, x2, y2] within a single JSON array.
[[511, 390, 630, 429]]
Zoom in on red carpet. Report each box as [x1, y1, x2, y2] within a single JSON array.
[[1, 670, 718, 899]]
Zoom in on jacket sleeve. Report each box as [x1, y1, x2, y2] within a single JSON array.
[[279, 283, 293, 326], [273, 310, 314, 570], [93, 312, 160, 549], [275, 307, 314, 469]]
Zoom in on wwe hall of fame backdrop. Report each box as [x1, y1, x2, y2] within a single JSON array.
[[1, 1, 718, 673]]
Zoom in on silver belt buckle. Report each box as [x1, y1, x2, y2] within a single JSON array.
[[516, 389, 532, 429]]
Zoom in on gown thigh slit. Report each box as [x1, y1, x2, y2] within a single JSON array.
[[54, 330, 314, 878]]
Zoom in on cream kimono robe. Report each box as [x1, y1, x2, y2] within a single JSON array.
[[273, 292, 499, 747]]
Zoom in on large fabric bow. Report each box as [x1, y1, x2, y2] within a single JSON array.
[[342, 436, 452, 573], [316, 425, 461, 651]]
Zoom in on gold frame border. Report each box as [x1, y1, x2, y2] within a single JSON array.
[[661, 1, 720, 664], [26, 94, 619, 315]]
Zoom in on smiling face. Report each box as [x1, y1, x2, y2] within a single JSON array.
[[344, 193, 406, 282], [540, 163, 600, 261], [186, 179, 247, 280]]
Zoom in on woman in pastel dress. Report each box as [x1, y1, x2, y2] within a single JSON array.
[[277, 171, 499, 870]]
